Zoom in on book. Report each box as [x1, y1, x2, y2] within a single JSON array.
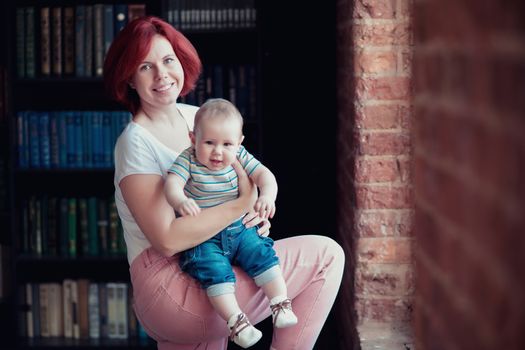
[[16, 8, 25, 78], [62, 279, 73, 338], [39, 283, 50, 337], [25, 283, 34, 338], [77, 279, 90, 339], [103, 5, 114, 55], [115, 283, 128, 339], [75, 5, 86, 77], [94, 4, 104, 77], [88, 282, 100, 339], [67, 198, 77, 258], [63, 7, 75, 75], [25, 7, 36, 78], [85, 6, 94, 77], [87, 197, 99, 256], [106, 282, 118, 338], [78, 198, 89, 257], [114, 4, 128, 34], [98, 283, 108, 338], [128, 4, 146, 22], [51, 7, 62, 76], [48, 283, 64, 337], [40, 7, 51, 76], [39, 111, 51, 169]]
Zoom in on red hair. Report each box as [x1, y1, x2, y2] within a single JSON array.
[[103, 16, 202, 114]]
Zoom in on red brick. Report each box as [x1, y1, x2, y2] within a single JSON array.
[[357, 131, 411, 156], [354, 0, 397, 19], [356, 296, 412, 323], [356, 77, 411, 100], [356, 184, 412, 209], [355, 50, 398, 76], [355, 262, 413, 297], [401, 49, 412, 75], [354, 23, 411, 46], [356, 210, 413, 237], [355, 157, 409, 183], [357, 237, 412, 263], [355, 104, 402, 129]]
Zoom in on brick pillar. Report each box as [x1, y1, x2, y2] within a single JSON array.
[[336, 0, 414, 347], [413, 0, 525, 349]]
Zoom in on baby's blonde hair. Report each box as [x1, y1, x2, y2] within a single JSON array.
[[194, 98, 244, 135]]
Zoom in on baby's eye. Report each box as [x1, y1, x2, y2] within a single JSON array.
[[205, 141, 214, 145], [224, 142, 233, 147]]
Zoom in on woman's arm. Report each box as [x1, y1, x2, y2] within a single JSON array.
[[120, 161, 257, 257]]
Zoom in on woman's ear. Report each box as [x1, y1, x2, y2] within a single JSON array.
[[128, 81, 135, 89]]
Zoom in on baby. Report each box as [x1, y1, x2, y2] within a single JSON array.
[[165, 98, 297, 348]]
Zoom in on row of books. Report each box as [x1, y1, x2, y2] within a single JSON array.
[[19, 281, 149, 340], [181, 63, 257, 120], [16, 110, 131, 169], [20, 196, 125, 258], [16, 4, 146, 79], [165, 0, 257, 31]]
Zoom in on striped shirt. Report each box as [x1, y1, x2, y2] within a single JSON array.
[[168, 145, 261, 208]]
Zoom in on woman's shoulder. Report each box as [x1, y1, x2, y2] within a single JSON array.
[[177, 103, 199, 131], [115, 122, 156, 154]]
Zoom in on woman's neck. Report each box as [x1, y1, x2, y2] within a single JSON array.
[[137, 103, 181, 127]]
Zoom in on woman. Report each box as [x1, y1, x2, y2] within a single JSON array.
[[104, 16, 344, 350]]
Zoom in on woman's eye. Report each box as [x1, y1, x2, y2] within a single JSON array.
[[140, 65, 151, 71], [165, 58, 175, 64]]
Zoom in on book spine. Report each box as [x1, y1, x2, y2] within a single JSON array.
[[75, 6, 86, 77], [88, 283, 100, 338], [51, 7, 63, 76], [39, 112, 51, 169], [16, 8, 26, 78], [40, 7, 51, 76], [67, 198, 77, 258], [115, 283, 128, 339], [84, 6, 94, 77], [63, 7, 75, 75], [25, 7, 36, 78], [93, 4, 104, 77], [62, 279, 73, 338], [106, 282, 118, 339]]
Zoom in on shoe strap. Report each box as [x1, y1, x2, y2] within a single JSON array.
[[270, 298, 293, 327], [229, 313, 252, 341]]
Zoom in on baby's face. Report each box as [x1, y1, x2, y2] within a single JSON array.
[[193, 117, 243, 171]]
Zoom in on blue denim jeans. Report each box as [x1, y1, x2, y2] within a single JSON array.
[[179, 218, 280, 294]]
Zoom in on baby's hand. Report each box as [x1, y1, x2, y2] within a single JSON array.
[[254, 195, 276, 219], [177, 198, 201, 216]]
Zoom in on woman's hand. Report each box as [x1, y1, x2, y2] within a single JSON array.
[[231, 160, 257, 209], [242, 211, 271, 237]]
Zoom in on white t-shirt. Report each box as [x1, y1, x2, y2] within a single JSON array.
[[114, 103, 198, 265]]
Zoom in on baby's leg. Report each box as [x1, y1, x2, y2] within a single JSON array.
[[208, 291, 262, 349], [235, 228, 299, 329], [257, 266, 298, 328]]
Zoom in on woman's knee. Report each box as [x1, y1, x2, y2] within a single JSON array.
[[315, 235, 345, 264]]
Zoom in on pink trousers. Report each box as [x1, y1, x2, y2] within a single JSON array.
[[130, 235, 345, 350]]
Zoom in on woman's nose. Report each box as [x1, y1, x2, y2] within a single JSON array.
[[155, 66, 168, 80]]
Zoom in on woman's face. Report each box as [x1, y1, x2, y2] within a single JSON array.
[[130, 35, 184, 109]]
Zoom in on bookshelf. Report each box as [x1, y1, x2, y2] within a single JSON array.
[[4, 0, 263, 348]]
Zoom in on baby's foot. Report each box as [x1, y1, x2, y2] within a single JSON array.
[[228, 312, 262, 348], [271, 298, 298, 328]]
